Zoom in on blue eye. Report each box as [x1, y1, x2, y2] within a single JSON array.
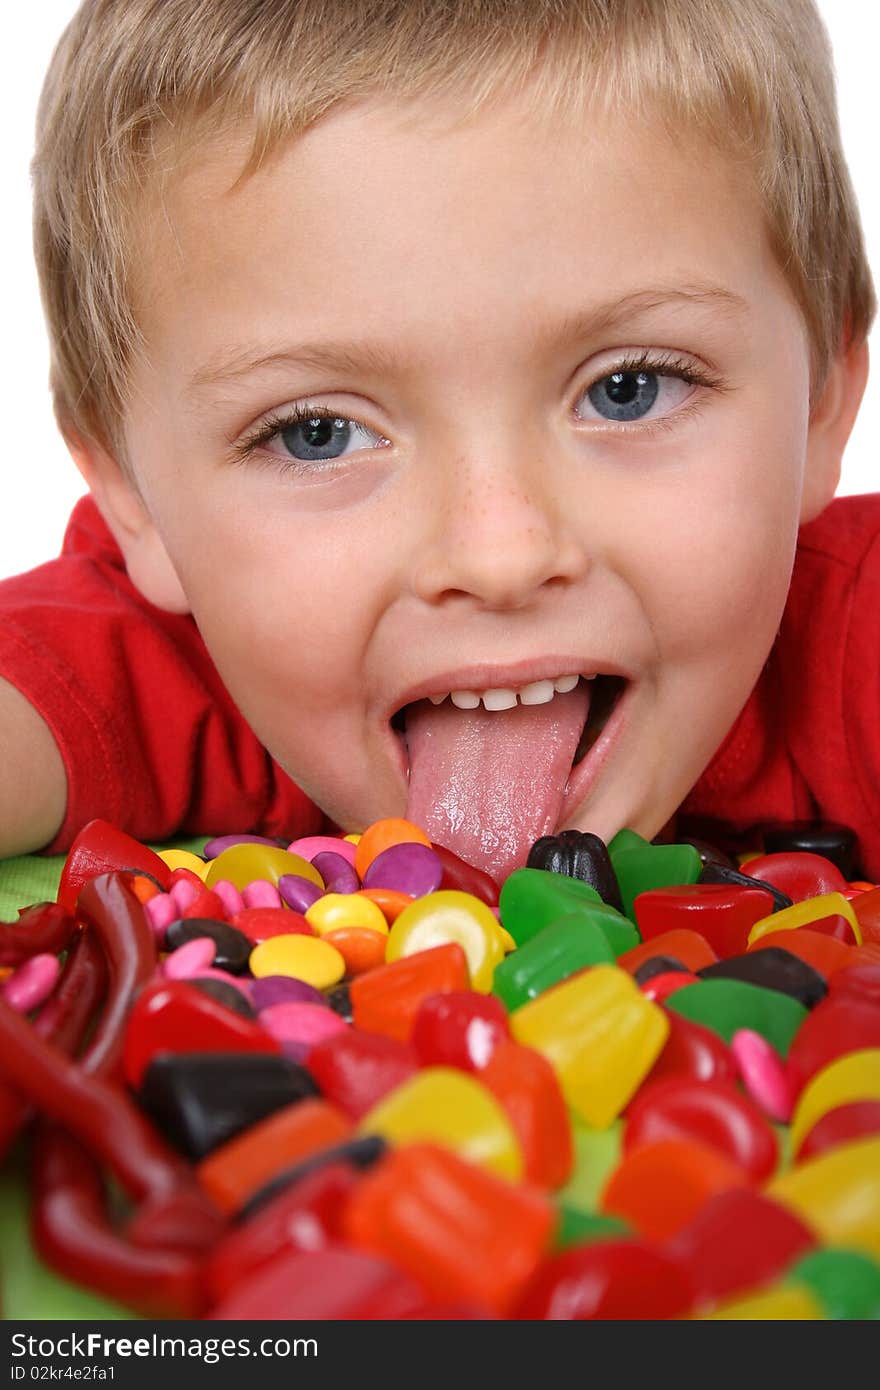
[[588, 371, 659, 421], [576, 360, 700, 425], [236, 406, 388, 468], [278, 413, 382, 461]]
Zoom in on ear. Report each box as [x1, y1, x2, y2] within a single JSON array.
[[64, 428, 191, 615], [800, 337, 870, 524]]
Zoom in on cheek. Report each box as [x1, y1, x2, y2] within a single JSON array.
[[614, 412, 807, 659]]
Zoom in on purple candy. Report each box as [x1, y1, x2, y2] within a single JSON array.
[[203, 833, 285, 859], [278, 873, 324, 913], [250, 975, 326, 1011], [362, 841, 443, 898], [312, 851, 360, 895]]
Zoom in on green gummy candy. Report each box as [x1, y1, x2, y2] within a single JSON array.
[[498, 867, 603, 946], [607, 828, 651, 856], [610, 840, 703, 923], [589, 902, 640, 956], [554, 1204, 631, 1250], [493, 913, 615, 1011], [666, 978, 807, 1057], [787, 1248, 880, 1320]]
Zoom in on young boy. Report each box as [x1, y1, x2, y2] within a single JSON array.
[[0, 0, 875, 885]]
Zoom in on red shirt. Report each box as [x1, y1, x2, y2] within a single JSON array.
[[1, 494, 878, 873]]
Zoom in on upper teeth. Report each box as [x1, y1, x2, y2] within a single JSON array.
[[428, 673, 587, 711]]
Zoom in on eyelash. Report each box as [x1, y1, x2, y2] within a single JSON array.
[[230, 350, 726, 467]]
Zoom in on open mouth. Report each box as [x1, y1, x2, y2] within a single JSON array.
[[390, 673, 629, 773], [387, 671, 632, 880]]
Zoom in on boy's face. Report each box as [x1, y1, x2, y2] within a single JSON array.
[[118, 94, 826, 879]]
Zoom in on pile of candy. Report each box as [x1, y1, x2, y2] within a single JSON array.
[[1, 815, 879, 1319]]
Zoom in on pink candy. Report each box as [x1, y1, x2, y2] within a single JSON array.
[[731, 1027, 794, 1123], [287, 834, 358, 867], [241, 878, 282, 910], [162, 937, 216, 979], [169, 878, 200, 914], [211, 878, 246, 917], [144, 891, 178, 944], [2, 952, 60, 1012], [259, 1000, 348, 1050]]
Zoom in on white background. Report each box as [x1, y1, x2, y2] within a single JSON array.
[[1, 0, 877, 579]]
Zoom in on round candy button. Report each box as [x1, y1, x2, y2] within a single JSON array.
[[249, 934, 346, 990]]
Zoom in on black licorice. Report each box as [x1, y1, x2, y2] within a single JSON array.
[[698, 946, 827, 1009], [760, 821, 859, 880], [137, 1051, 318, 1160], [527, 830, 624, 913], [698, 860, 794, 912]]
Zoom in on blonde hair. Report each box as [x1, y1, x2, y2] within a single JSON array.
[[33, 0, 875, 460]]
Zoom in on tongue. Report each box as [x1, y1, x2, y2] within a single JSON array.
[[404, 684, 591, 883]]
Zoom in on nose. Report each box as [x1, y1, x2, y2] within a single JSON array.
[[410, 444, 591, 610]]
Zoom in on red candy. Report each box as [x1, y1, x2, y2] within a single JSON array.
[[636, 1009, 738, 1089], [741, 851, 849, 903], [209, 1245, 425, 1320], [516, 1240, 695, 1320], [623, 1076, 779, 1182], [480, 1040, 573, 1189], [785, 995, 880, 1099], [57, 819, 171, 912], [122, 978, 281, 1088], [633, 883, 773, 959], [305, 1029, 420, 1120], [796, 1100, 880, 1161], [409, 990, 510, 1071], [666, 1187, 815, 1305]]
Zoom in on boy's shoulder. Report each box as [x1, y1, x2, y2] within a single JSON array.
[[796, 492, 880, 571]]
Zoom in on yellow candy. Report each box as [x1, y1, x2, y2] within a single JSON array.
[[343, 833, 361, 844], [767, 1135, 880, 1258], [698, 1286, 824, 1320], [305, 892, 389, 937], [249, 934, 345, 990], [496, 923, 517, 953], [511, 964, 669, 1128], [747, 891, 861, 947], [385, 890, 505, 993], [156, 848, 209, 879], [358, 1066, 523, 1180], [204, 843, 323, 891], [789, 1048, 880, 1154]]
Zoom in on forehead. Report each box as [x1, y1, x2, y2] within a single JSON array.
[[133, 96, 790, 387]]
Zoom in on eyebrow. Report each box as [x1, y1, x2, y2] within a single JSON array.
[[186, 284, 749, 393]]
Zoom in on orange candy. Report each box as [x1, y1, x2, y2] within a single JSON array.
[[355, 887, 415, 923], [342, 1142, 555, 1315], [850, 887, 880, 947], [323, 927, 388, 976], [126, 873, 162, 904], [354, 818, 432, 881], [600, 1138, 749, 1242], [350, 942, 470, 1043], [747, 927, 856, 977], [618, 929, 719, 977], [480, 1040, 573, 1189], [196, 1099, 352, 1213]]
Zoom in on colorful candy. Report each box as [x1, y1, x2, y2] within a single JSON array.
[[1, 814, 879, 1321]]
